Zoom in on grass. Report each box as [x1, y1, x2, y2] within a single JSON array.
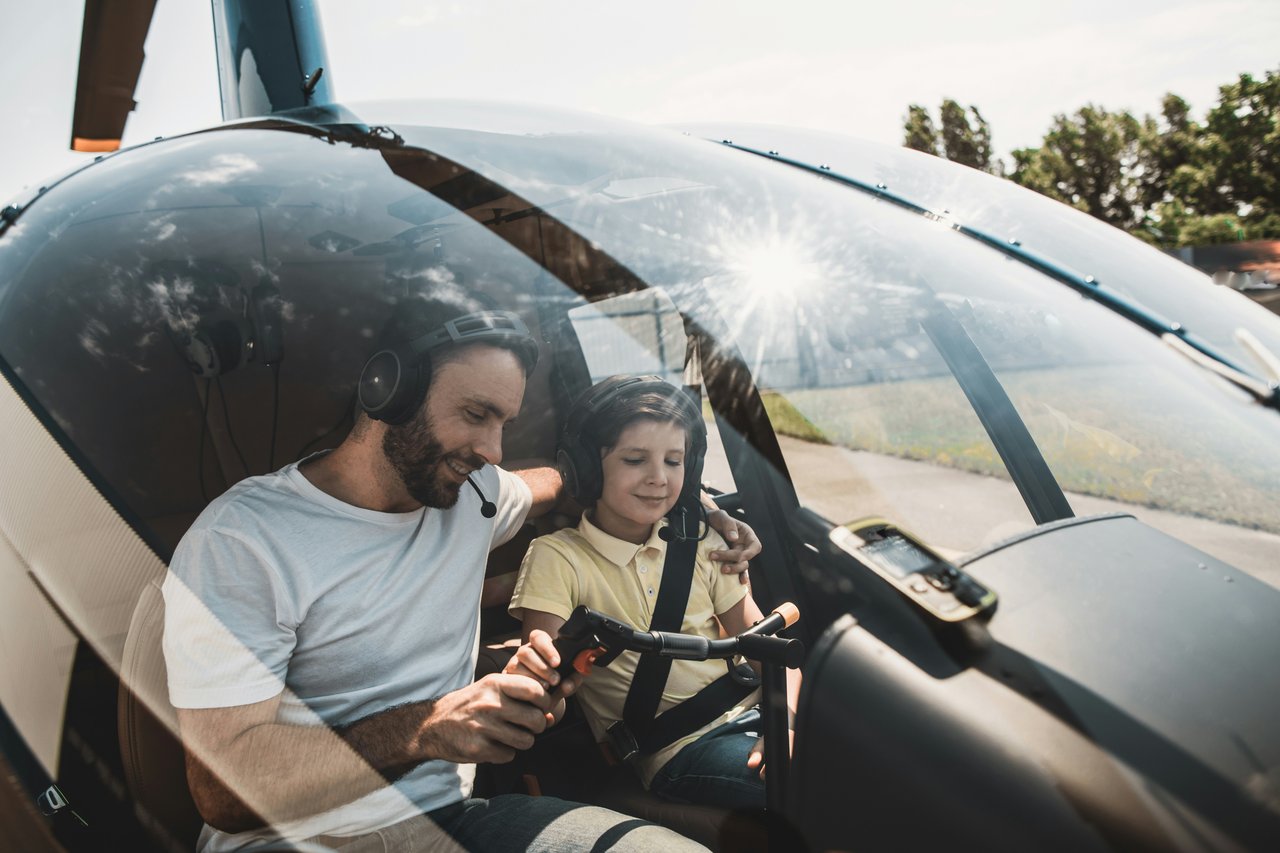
[[760, 392, 829, 445], [758, 366, 1280, 534]]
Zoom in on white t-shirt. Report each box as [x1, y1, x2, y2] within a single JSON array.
[[162, 457, 532, 851]]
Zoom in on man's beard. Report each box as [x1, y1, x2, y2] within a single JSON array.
[[381, 409, 477, 509]]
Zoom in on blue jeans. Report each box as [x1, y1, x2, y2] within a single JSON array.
[[309, 795, 708, 852], [648, 708, 766, 811]]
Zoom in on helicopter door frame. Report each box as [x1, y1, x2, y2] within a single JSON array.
[[679, 316, 814, 643]]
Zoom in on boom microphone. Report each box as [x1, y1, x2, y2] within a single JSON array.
[[659, 504, 707, 542], [466, 476, 498, 518]]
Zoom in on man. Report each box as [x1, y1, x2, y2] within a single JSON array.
[[162, 291, 760, 852]]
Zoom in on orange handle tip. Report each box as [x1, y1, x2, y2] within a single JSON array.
[[773, 602, 800, 627]]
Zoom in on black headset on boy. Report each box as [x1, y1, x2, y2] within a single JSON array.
[[357, 310, 539, 426], [556, 374, 708, 519]]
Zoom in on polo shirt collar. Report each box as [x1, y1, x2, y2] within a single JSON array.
[[579, 512, 667, 566]]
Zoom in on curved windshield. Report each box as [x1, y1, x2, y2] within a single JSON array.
[[382, 102, 1280, 580], [673, 123, 1280, 376], [3, 100, 1278, 587]]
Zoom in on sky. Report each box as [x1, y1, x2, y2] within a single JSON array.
[[1, 0, 1278, 203]]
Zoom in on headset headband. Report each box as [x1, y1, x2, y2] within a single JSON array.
[[404, 311, 539, 368]]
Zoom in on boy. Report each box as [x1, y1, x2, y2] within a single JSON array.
[[509, 375, 799, 810]]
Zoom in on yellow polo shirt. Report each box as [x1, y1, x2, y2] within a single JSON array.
[[510, 513, 757, 786]]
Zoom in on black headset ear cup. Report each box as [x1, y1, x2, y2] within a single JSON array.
[[396, 354, 432, 424], [555, 447, 580, 504], [359, 346, 432, 425], [183, 310, 252, 378], [557, 378, 622, 505], [683, 412, 708, 499], [557, 440, 602, 505]]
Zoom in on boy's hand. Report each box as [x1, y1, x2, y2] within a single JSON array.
[[744, 728, 795, 779], [503, 629, 583, 725], [706, 510, 761, 584], [746, 736, 766, 778]]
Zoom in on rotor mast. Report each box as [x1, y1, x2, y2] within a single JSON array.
[[211, 0, 334, 121]]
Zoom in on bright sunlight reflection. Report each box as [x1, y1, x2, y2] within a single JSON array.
[[724, 233, 826, 307], [706, 215, 844, 380]]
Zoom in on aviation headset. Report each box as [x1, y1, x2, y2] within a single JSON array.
[[182, 304, 255, 378], [182, 278, 286, 378], [151, 257, 283, 379], [557, 374, 708, 507], [357, 310, 540, 426]]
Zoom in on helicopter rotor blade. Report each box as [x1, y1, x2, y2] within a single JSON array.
[[70, 0, 158, 153]]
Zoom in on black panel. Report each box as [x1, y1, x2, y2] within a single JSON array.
[[789, 516, 1280, 851]]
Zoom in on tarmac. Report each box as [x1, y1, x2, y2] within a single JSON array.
[[703, 433, 1280, 589]]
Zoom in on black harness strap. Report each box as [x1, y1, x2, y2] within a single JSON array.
[[635, 667, 756, 755], [622, 528, 696, 730], [621, 510, 757, 756]]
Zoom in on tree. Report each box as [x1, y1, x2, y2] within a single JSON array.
[[1137, 94, 1203, 214], [902, 99, 1000, 173], [939, 99, 995, 172], [1009, 105, 1144, 231], [1202, 70, 1280, 220], [1141, 70, 1280, 246], [904, 105, 939, 156], [899, 67, 1280, 246]]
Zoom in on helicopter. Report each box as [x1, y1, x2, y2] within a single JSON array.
[[2, 1, 1279, 851]]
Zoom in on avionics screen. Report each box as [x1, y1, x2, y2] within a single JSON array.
[[860, 533, 935, 579]]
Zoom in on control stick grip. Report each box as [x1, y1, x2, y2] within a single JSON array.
[[646, 631, 712, 659]]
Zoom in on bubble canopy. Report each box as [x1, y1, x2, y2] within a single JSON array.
[[1, 101, 1277, 577], [672, 121, 1280, 373]]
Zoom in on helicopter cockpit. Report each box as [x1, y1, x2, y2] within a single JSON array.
[[2, 101, 1279, 850]]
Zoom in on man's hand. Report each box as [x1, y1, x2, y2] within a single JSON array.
[[418, 673, 557, 765], [706, 509, 762, 585], [503, 629, 583, 726]]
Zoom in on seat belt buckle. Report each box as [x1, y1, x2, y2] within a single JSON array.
[[605, 720, 640, 763], [731, 660, 760, 687]]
